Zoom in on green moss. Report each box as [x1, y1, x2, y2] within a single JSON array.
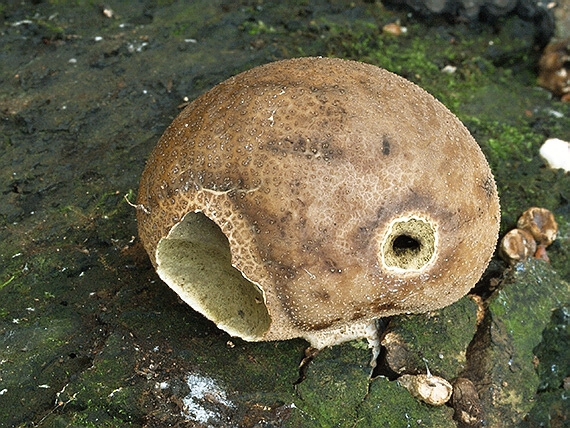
[[241, 20, 277, 35], [46, 411, 135, 427], [157, 2, 223, 38], [0, 275, 15, 291], [320, 16, 493, 91], [54, 333, 145, 425], [472, 118, 570, 239], [525, 306, 570, 426], [482, 122, 539, 163], [48, 0, 95, 5], [294, 342, 371, 426], [358, 376, 455, 427], [0, 318, 81, 425], [383, 296, 479, 380], [474, 260, 569, 425]]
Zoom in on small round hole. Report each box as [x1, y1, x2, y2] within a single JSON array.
[[392, 234, 421, 255], [381, 216, 437, 271]]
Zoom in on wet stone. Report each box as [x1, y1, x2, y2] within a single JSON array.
[[463, 259, 568, 427], [0, 317, 84, 426], [519, 305, 570, 427], [451, 377, 484, 427], [41, 332, 146, 426]]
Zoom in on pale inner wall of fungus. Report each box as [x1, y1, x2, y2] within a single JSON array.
[[155, 211, 271, 341]]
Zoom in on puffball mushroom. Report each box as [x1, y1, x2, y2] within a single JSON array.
[[398, 373, 453, 406], [137, 57, 500, 350], [499, 228, 537, 265], [517, 207, 558, 247]]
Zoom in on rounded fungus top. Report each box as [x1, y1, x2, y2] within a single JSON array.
[[137, 57, 500, 349]]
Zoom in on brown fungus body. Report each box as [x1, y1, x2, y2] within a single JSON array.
[[500, 228, 537, 265], [137, 57, 500, 349], [517, 207, 558, 247]]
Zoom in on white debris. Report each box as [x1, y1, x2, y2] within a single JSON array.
[[102, 7, 114, 18], [182, 373, 235, 424], [127, 41, 149, 53], [10, 20, 33, 26], [546, 109, 564, 119], [157, 381, 169, 390], [108, 387, 123, 397], [441, 65, 457, 74], [539, 138, 570, 172]]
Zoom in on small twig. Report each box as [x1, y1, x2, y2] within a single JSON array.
[[124, 192, 150, 214]]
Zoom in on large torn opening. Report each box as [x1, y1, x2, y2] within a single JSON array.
[[156, 212, 271, 341], [381, 216, 437, 271]]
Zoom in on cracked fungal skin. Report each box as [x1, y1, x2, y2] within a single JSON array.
[[137, 57, 500, 349]]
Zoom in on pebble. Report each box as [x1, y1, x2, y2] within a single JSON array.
[[539, 138, 570, 172]]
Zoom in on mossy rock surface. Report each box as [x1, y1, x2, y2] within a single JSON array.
[[359, 376, 456, 428], [465, 259, 569, 427], [521, 305, 570, 427], [0, 0, 567, 427], [382, 296, 479, 380]]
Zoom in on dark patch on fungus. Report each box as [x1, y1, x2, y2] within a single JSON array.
[[482, 174, 497, 199], [323, 258, 342, 274], [312, 290, 331, 301], [265, 136, 338, 162], [382, 136, 391, 155]]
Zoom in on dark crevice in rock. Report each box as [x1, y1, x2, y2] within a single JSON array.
[[371, 342, 401, 381]]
